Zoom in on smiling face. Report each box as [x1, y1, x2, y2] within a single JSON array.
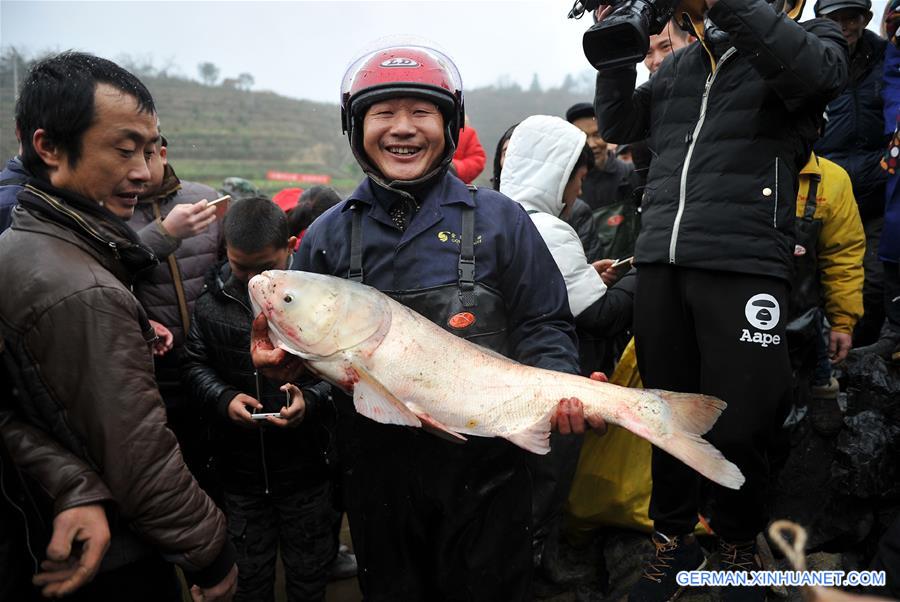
[[362, 97, 446, 182], [37, 83, 159, 218], [571, 116, 608, 170], [644, 20, 693, 74]]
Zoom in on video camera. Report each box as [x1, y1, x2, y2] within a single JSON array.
[[569, 0, 680, 70]]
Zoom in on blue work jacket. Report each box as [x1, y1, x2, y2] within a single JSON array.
[[295, 172, 580, 375]]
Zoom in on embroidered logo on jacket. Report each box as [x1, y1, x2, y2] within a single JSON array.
[[448, 312, 476, 330]]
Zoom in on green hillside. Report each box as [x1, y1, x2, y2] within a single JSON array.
[[0, 54, 594, 196]]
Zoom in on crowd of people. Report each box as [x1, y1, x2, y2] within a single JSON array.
[[0, 0, 899, 601]]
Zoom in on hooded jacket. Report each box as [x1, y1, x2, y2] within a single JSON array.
[[501, 115, 607, 317], [0, 182, 233, 586], [500, 115, 634, 375], [594, 0, 848, 282]]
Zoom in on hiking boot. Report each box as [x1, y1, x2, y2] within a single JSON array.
[[718, 538, 764, 602], [328, 544, 357, 580], [628, 532, 706, 602], [809, 376, 843, 436]]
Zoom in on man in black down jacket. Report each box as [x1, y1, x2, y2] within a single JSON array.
[[813, 0, 888, 346], [593, 1, 848, 600], [183, 197, 336, 601]]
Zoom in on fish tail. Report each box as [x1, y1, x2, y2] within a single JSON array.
[[649, 390, 725, 437], [643, 390, 745, 490]]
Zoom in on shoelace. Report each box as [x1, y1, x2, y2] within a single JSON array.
[[642, 538, 680, 583], [719, 541, 758, 572]]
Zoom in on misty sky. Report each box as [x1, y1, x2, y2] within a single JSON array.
[[0, 0, 889, 107]]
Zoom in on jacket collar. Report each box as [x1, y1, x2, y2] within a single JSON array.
[[799, 153, 821, 177], [342, 173, 475, 245], [16, 180, 158, 281], [138, 163, 182, 205]]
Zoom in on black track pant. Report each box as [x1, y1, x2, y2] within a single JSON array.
[[634, 265, 791, 541]]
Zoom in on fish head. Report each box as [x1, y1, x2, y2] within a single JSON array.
[[248, 270, 392, 359]]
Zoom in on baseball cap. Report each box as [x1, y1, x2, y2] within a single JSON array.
[[814, 0, 871, 15], [565, 102, 595, 124]]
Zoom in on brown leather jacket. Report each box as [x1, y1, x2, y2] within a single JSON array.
[[0, 182, 233, 585]]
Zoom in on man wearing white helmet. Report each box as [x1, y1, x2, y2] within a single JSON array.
[[251, 40, 605, 600]]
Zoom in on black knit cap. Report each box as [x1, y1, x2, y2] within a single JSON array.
[[565, 102, 595, 123]]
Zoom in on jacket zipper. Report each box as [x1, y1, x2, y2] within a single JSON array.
[[670, 47, 737, 264], [773, 158, 780, 227], [221, 285, 271, 495], [27, 185, 122, 259]]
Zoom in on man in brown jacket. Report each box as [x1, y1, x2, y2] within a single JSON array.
[[0, 52, 236, 601], [129, 135, 221, 492]]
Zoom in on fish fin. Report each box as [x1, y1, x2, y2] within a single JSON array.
[[640, 390, 744, 490], [418, 413, 467, 444], [645, 390, 726, 436], [506, 412, 552, 455], [352, 367, 421, 428], [656, 431, 745, 491]]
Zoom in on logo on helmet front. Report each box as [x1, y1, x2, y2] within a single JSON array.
[[381, 58, 419, 68]]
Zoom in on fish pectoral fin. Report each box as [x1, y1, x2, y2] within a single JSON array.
[[417, 413, 467, 444], [506, 412, 552, 455], [352, 367, 421, 428]]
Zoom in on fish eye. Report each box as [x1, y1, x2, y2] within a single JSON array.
[[283, 294, 293, 303]]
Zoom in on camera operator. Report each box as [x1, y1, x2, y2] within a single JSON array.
[[590, 1, 848, 600]]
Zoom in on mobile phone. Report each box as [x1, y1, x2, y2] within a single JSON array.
[[209, 195, 231, 207], [610, 256, 634, 270], [250, 412, 281, 420]]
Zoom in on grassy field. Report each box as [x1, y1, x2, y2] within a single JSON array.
[[170, 158, 363, 198]]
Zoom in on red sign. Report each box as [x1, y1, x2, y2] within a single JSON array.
[[266, 171, 331, 184]]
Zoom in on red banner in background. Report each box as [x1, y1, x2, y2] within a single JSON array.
[[266, 171, 332, 184]]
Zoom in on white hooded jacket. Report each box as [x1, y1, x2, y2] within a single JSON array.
[[500, 115, 606, 317]]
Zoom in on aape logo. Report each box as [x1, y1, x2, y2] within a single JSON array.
[[739, 329, 782, 348], [739, 293, 782, 348], [744, 294, 780, 331]]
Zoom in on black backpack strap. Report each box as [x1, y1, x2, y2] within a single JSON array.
[[804, 174, 821, 221], [458, 186, 477, 308], [348, 203, 364, 283]]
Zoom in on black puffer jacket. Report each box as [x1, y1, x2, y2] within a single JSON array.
[[815, 29, 888, 221], [182, 262, 333, 496], [594, 0, 848, 282]]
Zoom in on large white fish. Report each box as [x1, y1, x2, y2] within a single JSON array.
[[249, 270, 745, 490]]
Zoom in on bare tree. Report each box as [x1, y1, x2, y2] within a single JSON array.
[[197, 62, 220, 86]]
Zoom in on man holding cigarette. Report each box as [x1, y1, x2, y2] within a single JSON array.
[[128, 135, 224, 492]]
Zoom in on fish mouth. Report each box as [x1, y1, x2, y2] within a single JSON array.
[[248, 273, 273, 315]]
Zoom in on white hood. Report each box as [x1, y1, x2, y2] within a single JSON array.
[[500, 115, 586, 217], [499, 115, 605, 318]]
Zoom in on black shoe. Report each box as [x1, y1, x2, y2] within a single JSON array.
[[628, 532, 706, 602], [718, 539, 765, 602]]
